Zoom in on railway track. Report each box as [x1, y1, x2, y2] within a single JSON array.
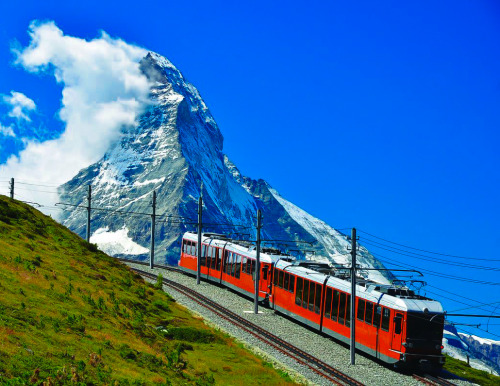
[[123, 259, 459, 386], [130, 265, 364, 386], [412, 373, 457, 386]]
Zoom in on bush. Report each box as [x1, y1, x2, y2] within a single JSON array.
[[155, 274, 164, 289], [119, 344, 137, 360], [152, 300, 170, 312], [164, 327, 219, 344]]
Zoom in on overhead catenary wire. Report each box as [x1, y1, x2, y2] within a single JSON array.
[[456, 325, 500, 341], [427, 284, 500, 313], [360, 239, 500, 271], [374, 253, 500, 285], [358, 229, 498, 261]]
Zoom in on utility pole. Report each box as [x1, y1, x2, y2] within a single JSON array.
[[150, 190, 156, 269], [86, 185, 92, 242], [9, 178, 14, 199], [254, 209, 262, 314], [350, 227, 357, 365], [197, 195, 203, 285]]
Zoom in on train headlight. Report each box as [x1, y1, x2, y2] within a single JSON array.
[[436, 344, 443, 350]]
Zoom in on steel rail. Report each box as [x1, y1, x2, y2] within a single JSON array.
[[130, 266, 364, 386], [412, 373, 457, 386]]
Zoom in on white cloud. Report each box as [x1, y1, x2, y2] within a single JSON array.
[[0, 21, 151, 210], [2, 91, 36, 122], [0, 123, 15, 137]]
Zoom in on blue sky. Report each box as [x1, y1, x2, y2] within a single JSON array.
[[0, 1, 499, 339]]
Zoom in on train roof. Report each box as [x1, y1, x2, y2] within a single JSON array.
[[183, 232, 444, 314], [182, 232, 288, 264], [275, 260, 444, 314]]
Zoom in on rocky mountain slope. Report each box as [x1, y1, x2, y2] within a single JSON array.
[[443, 323, 500, 375], [59, 51, 390, 283]]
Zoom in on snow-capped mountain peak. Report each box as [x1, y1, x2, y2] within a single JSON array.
[[59, 50, 392, 281]]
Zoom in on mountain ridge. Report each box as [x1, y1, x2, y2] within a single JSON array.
[[59, 50, 391, 283]]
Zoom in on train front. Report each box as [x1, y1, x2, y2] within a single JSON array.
[[399, 298, 445, 372]]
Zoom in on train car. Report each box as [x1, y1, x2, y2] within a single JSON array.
[[178, 232, 445, 371], [178, 232, 282, 302]]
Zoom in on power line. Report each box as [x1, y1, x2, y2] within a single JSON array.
[[456, 325, 500, 340], [358, 229, 497, 261], [16, 181, 61, 188], [361, 239, 500, 271], [374, 253, 500, 285], [427, 285, 500, 313], [449, 301, 500, 314], [15, 187, 60, 194]]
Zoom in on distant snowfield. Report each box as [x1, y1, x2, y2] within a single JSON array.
[[443, 327, 499, 375], [459, 333, 500, 347], [90, 227, 149, 256]]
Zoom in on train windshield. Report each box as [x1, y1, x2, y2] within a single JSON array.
[[406, 312, 444, 340]]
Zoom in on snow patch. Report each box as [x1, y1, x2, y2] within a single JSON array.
[[133, 177, 165, 187], [90, 226, 149, 256]]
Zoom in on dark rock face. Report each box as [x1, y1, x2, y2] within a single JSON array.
[[58, 51, 391, 283], [460, 333, 500, 374]]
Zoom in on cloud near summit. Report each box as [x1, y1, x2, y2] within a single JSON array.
[[0, 21, 151, 207]]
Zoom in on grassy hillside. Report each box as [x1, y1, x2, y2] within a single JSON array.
[[0, 196, 295, 385], [443, 355, 500, 386]]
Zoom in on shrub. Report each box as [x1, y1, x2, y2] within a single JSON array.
[[155, 274, 164, 289], [164, 327, 218, 344], [152, 300, 170, 312]]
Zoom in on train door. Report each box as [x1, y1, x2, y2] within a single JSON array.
[[260, 264, 270, 294], [391, 312, 404, 351]]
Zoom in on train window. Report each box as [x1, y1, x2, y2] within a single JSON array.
[[226, 252, 232, 275], [394, 314, 403, 334], [295, 277, 303, 306], [357, 299, 365, 321], [234, 254, 241, 278], [247, 259, 253, 274], [373, 306, 382, 328], [302, 280, 309, 309], [251, 259, 257, 275], [230, 254, 235, 277], [381, 308, 390, 331], [278, 270, 284, 288], [242, 256, 247, 272], [365, 302, 373, 325], [211, 247, 219, 269], [262, 265, 268, 280], [273, 269, 279, 285], [331, 290, 339, 322], [231, 254, 238, 277], [315, 284, 322, 314], [325, 288, 332, 319], [308, 283, 316, 312], [186, 241, 191, 255], [224, 251, 230, 274], [338, 292, 346, 325], [289, 274, 295, 293], [284, 272, 289, 290], [192, 242, 197, 256], [216, 249, 221, 271], [203, 246, 209, 267]]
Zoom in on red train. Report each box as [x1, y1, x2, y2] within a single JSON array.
[[178, 232, 445, 370]]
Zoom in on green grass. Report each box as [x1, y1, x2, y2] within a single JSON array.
[[0, 196, 296, 385], [443, 355, 500, 386]]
